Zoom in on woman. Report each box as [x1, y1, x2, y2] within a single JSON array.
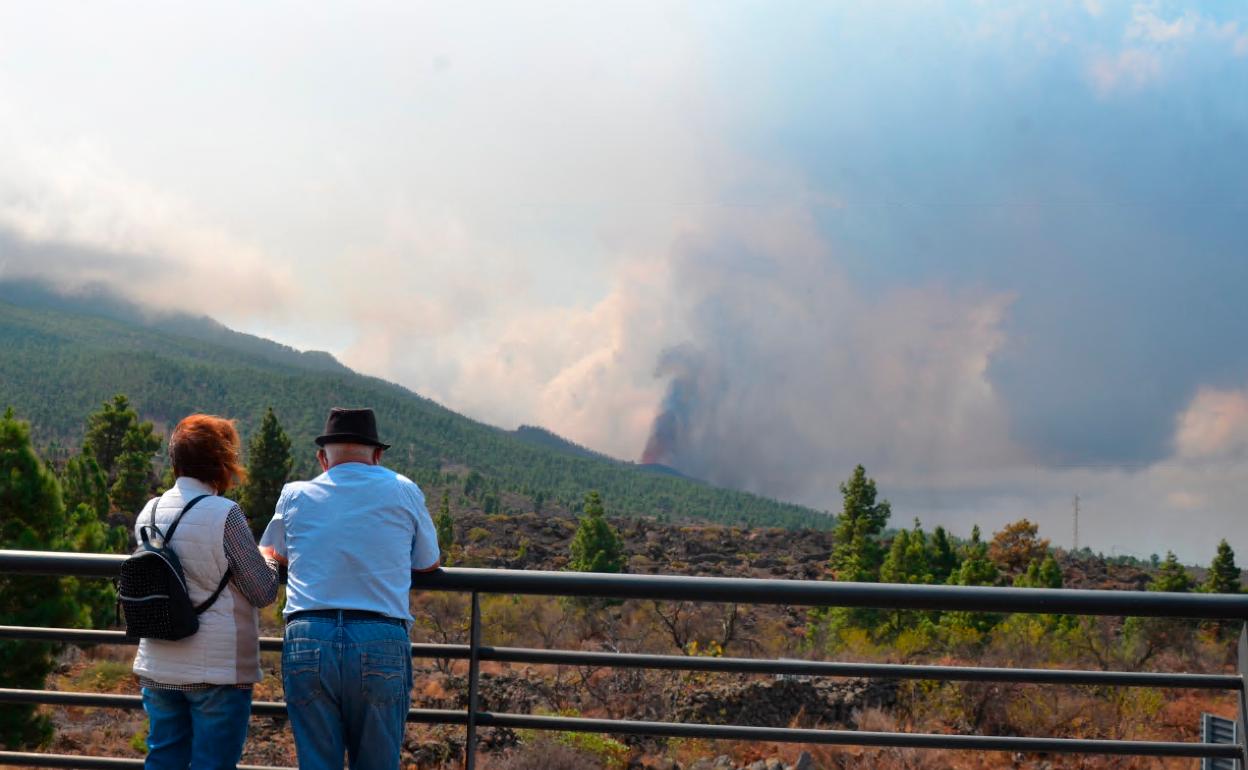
[[132, 414, 278, 770]]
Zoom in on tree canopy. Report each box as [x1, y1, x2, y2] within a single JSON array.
[[240, 406, 293, 538], [1204, 539, 1241, 594], [0, 410, 91, 747], [988, 519, 1050, 578], [569, 491, 625, 574], [1149, 551, 1192, 593], [80, 395, 161, 516], [829, 465, 891, 583]]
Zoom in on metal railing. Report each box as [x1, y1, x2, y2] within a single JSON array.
[[2, 548, 1247, 769]]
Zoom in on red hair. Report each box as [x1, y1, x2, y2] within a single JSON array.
[[169, 414, 247, 493]]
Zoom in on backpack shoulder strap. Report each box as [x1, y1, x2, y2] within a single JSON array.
[[158, 492, 233, 613], [164, 494, 211, 544], [137, 498, 162, 547], [194, 568, 234, 614]]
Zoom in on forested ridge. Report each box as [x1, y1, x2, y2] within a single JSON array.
[[0, 289, 828, 529]]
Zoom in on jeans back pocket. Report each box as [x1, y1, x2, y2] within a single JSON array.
[[282, 642, 323, 706], [360, 640, 410, 706]]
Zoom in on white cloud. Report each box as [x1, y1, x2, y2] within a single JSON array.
[[1087, 47, 1163, 94], [1210, 20, 1248, 57], [1174, 387, 1248, 461], [894, 383, 1248, 564], [0, 126, 296, 320], [1087, 4, 1248, 94], [1126, 4, 1200, 43]]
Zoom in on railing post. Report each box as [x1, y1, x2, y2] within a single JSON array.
[[1238, 624, 1248, 770], [465, 591, 482, 770]]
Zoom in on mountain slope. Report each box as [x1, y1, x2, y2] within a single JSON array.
[[0, 285, 831, 529]]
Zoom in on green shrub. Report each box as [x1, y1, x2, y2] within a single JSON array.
[[73, 660, 133, 692], [516, 711, 629, 770], [129, 726, 148, 754]]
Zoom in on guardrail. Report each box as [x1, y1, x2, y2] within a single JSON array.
[[2, 548, 1247, 769]]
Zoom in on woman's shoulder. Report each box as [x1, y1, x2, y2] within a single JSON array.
[[208, 494, 242, 515], [170, 490, 238, 522]]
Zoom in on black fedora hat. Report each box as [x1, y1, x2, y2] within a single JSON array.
[[315, 407, 391, 449]]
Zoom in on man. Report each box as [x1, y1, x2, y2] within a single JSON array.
[[260, 407, 440, 770]]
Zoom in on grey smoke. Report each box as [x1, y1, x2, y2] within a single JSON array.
[[638, 209, 1019, 506]]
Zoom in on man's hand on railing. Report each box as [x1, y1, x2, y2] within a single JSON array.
[[260, 546, 288, 584]]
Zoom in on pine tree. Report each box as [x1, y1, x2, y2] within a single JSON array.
[[240, 407, 293, 539], [1015, 554, 1063, 589], [1038, 554, 1063, 588], [82, 395, 137, 478], [83, 396, 160, 482], [809, 466, 893, 641], [60, 448, 110, 521], [949, 526, 998, 586], [82, 395, 161, 515], [929, 526, 959, 584], [463, 471, 484, 500], [0, 409, 88, 747], [63, 501, 127, 627], [880, 529, 911, 585], [828, 465, 891, 583], [880, 520, 934, 585], [1130, 551, 1199, 653], [1149, 551, 1192, 593], [569, 491, 625, 573], [1204, 539, 1241, 594], [939, 525, 1001, 636], [434, 490, 455, 554], [879, 521, 937, 636], [109, 431, 159, 516]]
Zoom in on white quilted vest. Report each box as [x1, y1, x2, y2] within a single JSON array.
[[131, 477, 262, 685]]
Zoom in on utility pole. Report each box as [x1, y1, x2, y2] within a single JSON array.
[[1073, 494, 1080, 554]]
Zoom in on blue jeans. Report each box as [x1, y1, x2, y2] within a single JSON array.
[[282, 614, 412, 770], [141, 685, 252, 770]]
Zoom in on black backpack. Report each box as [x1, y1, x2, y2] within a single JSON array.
[[118, 494, 232, 641]]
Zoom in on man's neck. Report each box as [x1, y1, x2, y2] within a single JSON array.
[[325, 459, 376, 470]]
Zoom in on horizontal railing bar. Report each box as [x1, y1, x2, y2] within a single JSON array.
[[0, 689, 1233, 759], [0, 627, 143, 647], [5, 549, 1248, 618], [0, 752, 290, 770], [5, 626, 1238, 690], [0, 689, 463, 724], [478, 645, 1245, 690], [0, 626, 468, 659], [479, 713, 1243, 759], [0, 689, 143, 709]]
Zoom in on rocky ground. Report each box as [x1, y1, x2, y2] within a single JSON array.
[[447, 509, 837, 581], [444, 509, 1154, 589]]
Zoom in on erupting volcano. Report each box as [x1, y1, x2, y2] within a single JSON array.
[[640, 409, 678, 466], [639, 346, 701, 468]]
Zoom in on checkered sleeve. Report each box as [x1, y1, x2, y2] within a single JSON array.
[[222, 505, 279, 607]]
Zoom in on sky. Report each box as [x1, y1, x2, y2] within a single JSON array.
[[1, 1, 1246, 562]]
